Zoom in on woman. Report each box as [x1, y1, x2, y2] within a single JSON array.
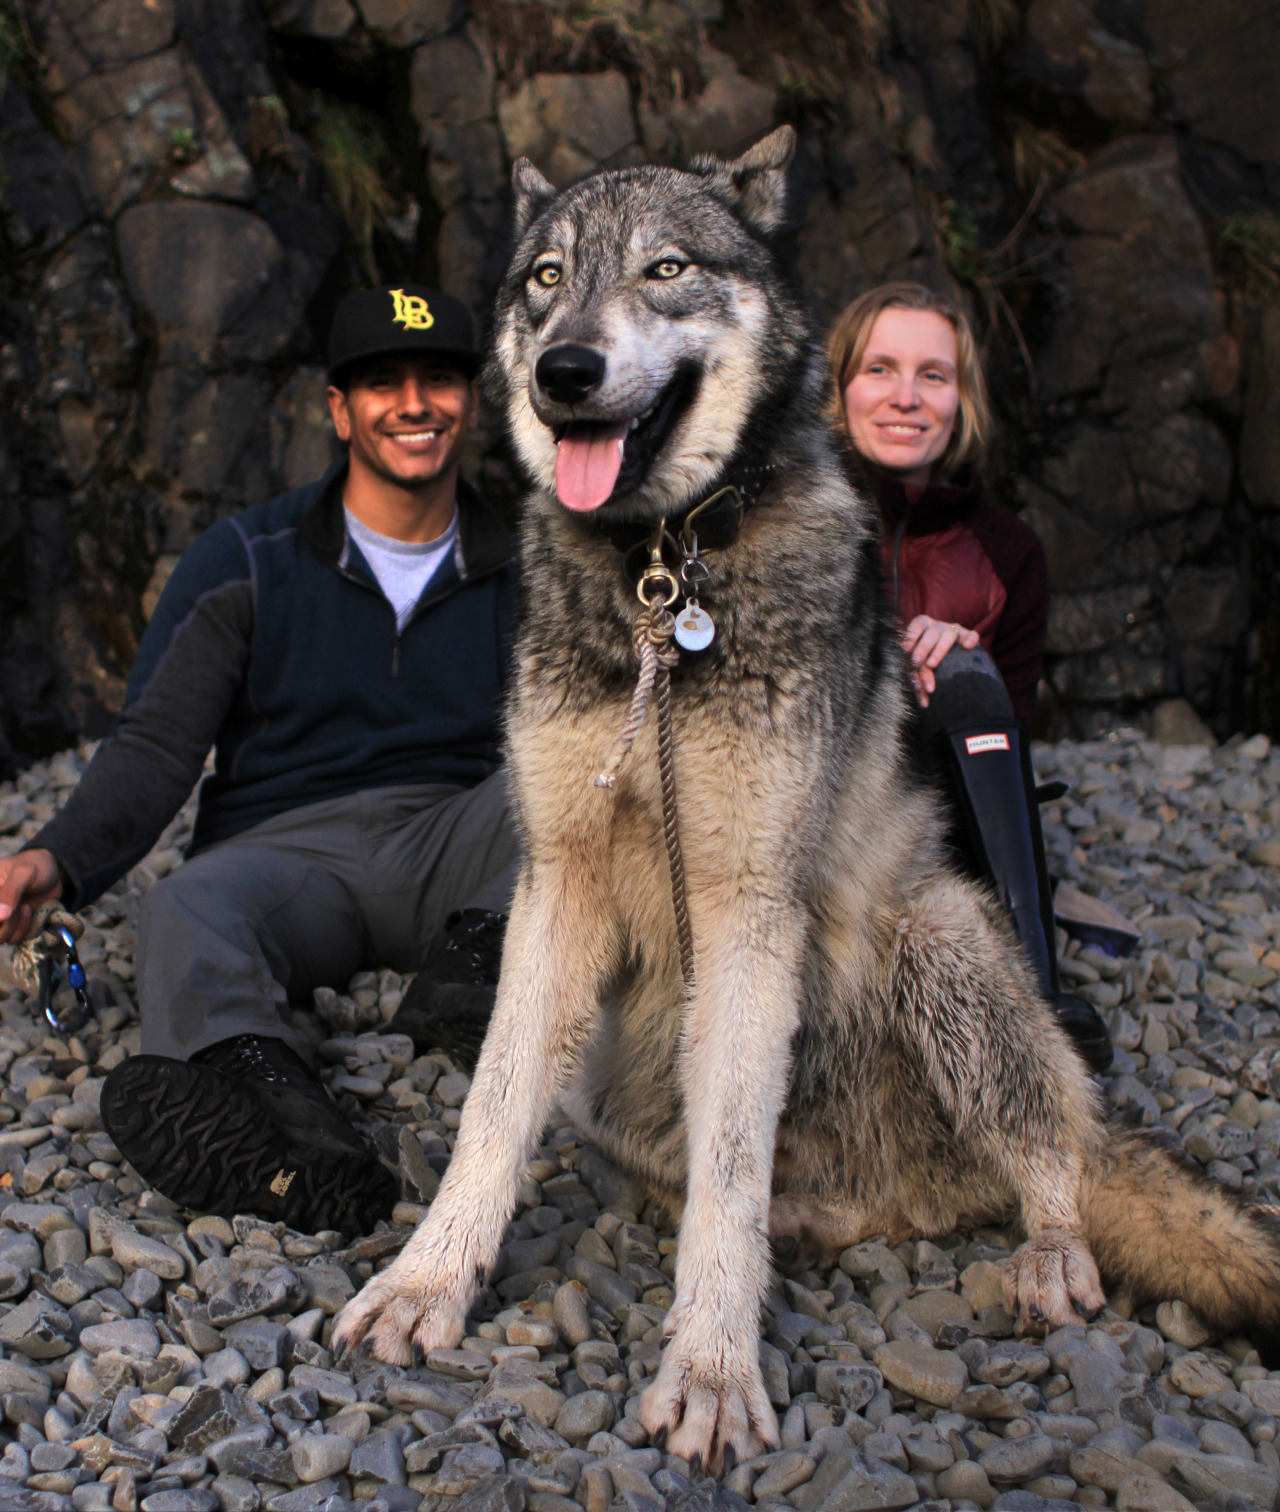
[[828, 283, 1111, 1072]]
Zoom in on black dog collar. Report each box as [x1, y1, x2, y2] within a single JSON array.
[[601, 462, 776, 588]]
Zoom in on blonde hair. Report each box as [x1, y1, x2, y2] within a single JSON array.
[[826, 283, 991, 477]]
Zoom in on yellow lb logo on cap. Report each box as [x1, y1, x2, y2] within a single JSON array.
[[389, 288, 434, 330]]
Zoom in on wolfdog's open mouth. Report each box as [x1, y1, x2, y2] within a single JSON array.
[[553, 368, 699, 512]]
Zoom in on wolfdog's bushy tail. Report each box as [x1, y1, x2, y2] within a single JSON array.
[[1080, 1126, 1280, 1336]]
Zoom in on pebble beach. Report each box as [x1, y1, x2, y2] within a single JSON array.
[[0, 731, 1277, 1512]]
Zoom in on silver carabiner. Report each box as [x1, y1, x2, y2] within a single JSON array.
[[38, 926, 92, 1034]]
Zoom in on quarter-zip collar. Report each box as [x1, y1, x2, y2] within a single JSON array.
[[298, 457, 515, 585], [869, 461, 985, 538], [865, 463, 987, 622]]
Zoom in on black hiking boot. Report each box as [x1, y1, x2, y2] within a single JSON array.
[[100, 1034, 397, 1235], [389, 908, 507, 1071], [942, 722, 1114, 1075]]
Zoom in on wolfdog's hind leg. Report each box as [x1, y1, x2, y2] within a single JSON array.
[[1002, 1229, 1104, 1331], [769, 1193, 871, 1269], [892, 877, 1105, 1330]]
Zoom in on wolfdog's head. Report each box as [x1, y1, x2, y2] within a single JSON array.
[[487, 126, 813, 524]]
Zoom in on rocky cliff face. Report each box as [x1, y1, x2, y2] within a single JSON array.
[[0, 0, 1276, 766]]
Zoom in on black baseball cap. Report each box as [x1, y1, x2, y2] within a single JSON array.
[[327, 284, 480, 386]]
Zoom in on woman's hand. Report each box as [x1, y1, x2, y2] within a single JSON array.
[[901, 615, 980, 707]]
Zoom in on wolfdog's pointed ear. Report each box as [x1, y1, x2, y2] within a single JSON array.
[[512, 158, 557, 238], [694, 125, 796, 236]]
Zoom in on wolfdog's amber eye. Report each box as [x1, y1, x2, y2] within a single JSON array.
[[651, 259, 684, 279], [534, 264, 561, 287]]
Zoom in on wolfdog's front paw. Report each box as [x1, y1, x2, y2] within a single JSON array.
[[639, 1340, 779, 1474], [1003, 1228, 1105, 1332], [331, 1266, 468, 1366]]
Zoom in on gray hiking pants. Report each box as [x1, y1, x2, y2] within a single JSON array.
[[135, 771, 519, 1064]]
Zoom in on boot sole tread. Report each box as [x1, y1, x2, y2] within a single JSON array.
[[101, 1056, 395, 1235]]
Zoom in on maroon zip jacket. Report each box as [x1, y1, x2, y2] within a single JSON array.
[[870, 465, 1049, 727]]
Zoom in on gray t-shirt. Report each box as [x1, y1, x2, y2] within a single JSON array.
[[344, 507, 460, 631]]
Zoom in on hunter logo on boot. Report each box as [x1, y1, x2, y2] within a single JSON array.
[[965, 733, 1011, 754]]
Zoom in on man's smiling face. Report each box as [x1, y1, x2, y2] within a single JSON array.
[[329, 354, 478, 490]]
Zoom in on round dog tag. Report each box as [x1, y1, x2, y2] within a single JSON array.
[[674, 601, 715, 652]]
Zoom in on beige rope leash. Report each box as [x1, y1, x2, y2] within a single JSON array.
[[595, 524, 696, 995], [652, 611, 694, 992], [595, 612, 664, 790]]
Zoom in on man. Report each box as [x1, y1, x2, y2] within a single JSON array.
[[0, 286, 517, 1235]]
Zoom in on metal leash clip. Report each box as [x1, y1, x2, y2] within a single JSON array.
[[637, 518, 680, 608], [37, 925, 92, 1035]]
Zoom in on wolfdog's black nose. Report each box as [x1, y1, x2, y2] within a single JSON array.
[[536, 343, 606, 405]]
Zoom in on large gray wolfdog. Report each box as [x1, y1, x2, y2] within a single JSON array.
[[336, 126, 1280, 1468]]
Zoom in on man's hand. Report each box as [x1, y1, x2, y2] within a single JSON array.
[[0, 850, 62, 946], [901, 615, 980, 707]]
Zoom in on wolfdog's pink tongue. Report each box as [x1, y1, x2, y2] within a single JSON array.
[[555, 423, 629, 511]]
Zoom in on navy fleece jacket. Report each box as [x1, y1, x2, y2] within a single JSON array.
[[33, 462, 516, 908]]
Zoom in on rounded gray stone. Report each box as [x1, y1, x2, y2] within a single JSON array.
[[203, 1348, 251, 1389], [872, 1340, 968, 1407], [122, 1268, 166, 1310], [1156, 1301, 1212, 1349], [564, 1257, 637, 1317], [289, 1433, 353, 1484], [29, 1443, 76, 1472], [210, 1478, 260, 1512], [43, 1228, 87, 1271], [297, 1267, 354, 1316], [79, 1319, 162, 1359], [1066, 1350, 1132, 1414], [140, 1495, 221, 1512], [110, 1230, 186, 1281], [978, 1432, 1058, 1483], [937, 1459, 994, 1505], [753, 1451, 816, 1498], [434, 1072, 471, 1107], [1199, 1420, 1253, 1458], [554, 1390, 615, 1444], [223, 1319, 289, 1372], [552, 1284, 591, 1348]]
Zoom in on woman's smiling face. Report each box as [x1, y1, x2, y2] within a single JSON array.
[[842, 307, 960, 487]]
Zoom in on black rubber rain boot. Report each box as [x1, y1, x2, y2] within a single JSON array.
[[944, 722, 1113, 1074], [389, 908, 507, 1071]]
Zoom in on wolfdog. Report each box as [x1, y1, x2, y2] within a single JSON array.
[[335, 126, 1280, 1469]]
